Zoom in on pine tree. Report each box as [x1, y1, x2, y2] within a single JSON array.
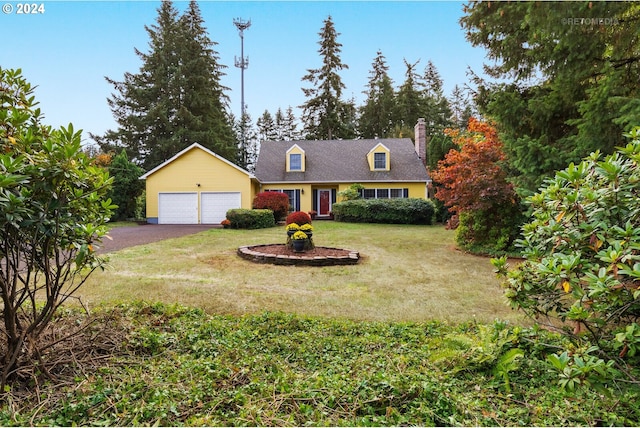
[[234, 112, 258, 172], [422, 60, 453, 133], [177, 0, 236, 161], [92, 1, 181, 166], [92, 0, 235, 170], [256, 110, 277, 142], [394, 59, 425, 129], [449, 84, 473, 130], [358, 50, 396, 138], [300, 15, 354, 140], [461, 1, 640, 193], [277, 107, 300, 141], [273, 108, 286, 140]]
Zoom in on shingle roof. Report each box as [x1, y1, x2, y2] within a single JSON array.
[[254, 138, 430, 184]]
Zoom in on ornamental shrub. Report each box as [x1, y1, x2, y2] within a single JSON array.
[[455, 205, 525, 255], [285, 211, 312, 226], [493, 128, 640, 385], [0, 67, 115, 388], [432, 119, 523, 253], [252, 192, 289, 221], [332, 198, 436, 224], [226, 209, 275, 229]]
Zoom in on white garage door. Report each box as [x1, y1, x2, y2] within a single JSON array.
[[201, 192, 241, 224], [158, 193, 198, 224]]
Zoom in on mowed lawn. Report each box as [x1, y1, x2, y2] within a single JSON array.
[[78, 222, 525, 324]]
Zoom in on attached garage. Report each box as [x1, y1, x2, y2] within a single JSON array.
[[200, 192, 241, 224], [158, 193, 198, 224], [140, 143, 257, 224]]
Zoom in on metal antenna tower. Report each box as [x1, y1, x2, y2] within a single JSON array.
[[233, 18, 251, 119]]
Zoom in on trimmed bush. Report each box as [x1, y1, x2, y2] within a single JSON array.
[[252, 192, 289, 221], [332, 198, 436, 225], [285, 211, 312, 226], [226, 209, 275, 229]]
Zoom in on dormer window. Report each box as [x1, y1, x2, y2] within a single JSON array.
[[290, 153, 302, 171], [374, 152, 386, 170], [367, 143, 390, 171], [286, 144, 305, 172]]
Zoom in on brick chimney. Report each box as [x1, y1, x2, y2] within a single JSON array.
[[414, 118, 427, 167]]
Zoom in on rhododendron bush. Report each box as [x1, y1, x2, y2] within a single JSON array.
[[493, 128, 640, 387]]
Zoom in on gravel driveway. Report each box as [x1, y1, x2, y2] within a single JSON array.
[[97, 224, 218, 253]]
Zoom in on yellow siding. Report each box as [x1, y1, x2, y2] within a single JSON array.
[[145, 147, 253, 220]]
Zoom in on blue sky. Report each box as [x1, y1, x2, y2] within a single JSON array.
[[2, 1, 489, 145]]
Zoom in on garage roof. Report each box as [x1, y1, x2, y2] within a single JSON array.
[[139, 143, 255, 180]]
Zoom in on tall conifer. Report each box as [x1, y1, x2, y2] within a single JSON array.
[[358, 50, 396, 138], [300, 16, 354, 140], [394, 59, 425, 130], [93, 0, 235, 170]]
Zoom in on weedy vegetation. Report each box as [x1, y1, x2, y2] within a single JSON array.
[[1, 303, 638, 426]]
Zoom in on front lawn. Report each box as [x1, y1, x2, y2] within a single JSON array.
[[79, 222, 524, 325], [5, 224, 640, 426]]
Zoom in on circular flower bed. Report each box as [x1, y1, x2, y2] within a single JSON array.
[[237, 211, 359, 266], [237, 244, 359, 266]]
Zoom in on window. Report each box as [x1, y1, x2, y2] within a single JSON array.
[[360, 188, 409, 199], [289, 153, 302, 171], [377, 188, 389, 198], [373, 152, 386, 169], [363, 189, 376, 199], [390, 188, 404, 198]]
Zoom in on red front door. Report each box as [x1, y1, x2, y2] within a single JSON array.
[[319, 190, 331, 216]]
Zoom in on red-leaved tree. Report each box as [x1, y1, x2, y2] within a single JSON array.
[[431, 118, 523, 253]]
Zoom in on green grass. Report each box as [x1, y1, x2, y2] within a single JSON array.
[[79, 222, 524, 325], [3, 303, 637, 426], [5, 225, 640, 426]]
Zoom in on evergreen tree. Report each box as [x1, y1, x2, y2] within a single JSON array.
[[461, 1, 640, 193], [300, 15, 354, 140], [449, 84, 473, 130], [277, 106, 301, 141], [108, 150, 145, 221], [273, 108, 286, 140], [177, 0, 236, 161], [421, 60, 453, 135], [234, 112, 258, 172], [92, 1, 181, 165], [394, 59, 425, 128], [92, 0, 235, 170], [358, 50, 396, 138], [256, 110, 277, 142]]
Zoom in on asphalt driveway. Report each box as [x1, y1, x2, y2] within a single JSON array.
[[97, 224, 218, 253]]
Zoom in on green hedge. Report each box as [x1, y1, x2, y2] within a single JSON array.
[[332, 198, 436, 225], [225, 209, 275, 229]]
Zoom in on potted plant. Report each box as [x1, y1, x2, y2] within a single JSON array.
[[299, 223, 313, 238], [286, 222, 300, 237], [291, 230, 308, 252]]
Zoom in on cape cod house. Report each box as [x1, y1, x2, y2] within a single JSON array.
[[140, 119, 431, 224]]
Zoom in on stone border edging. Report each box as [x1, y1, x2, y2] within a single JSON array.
[[237, 245, 360, 266]]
